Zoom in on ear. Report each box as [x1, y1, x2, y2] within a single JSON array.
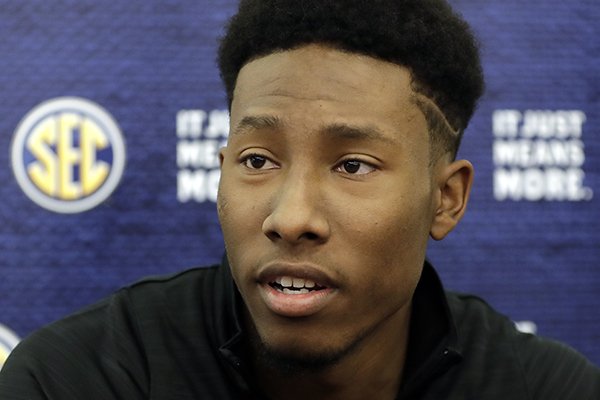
[[430, 159, 474, 241], [219, 146, 227, 167]]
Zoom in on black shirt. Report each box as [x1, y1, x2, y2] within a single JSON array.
[[1, 259, 598, 399]]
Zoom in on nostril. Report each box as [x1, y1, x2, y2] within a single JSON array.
[[264, 229, 321, 243], [261, 204, 330, 243], [302, 232, 319, 241], [265, 230, 282, 241]]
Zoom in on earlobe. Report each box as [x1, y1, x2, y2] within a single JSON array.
[[430, 159, 474, 241]]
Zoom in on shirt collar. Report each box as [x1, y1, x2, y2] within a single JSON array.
[[400, 260, 462, 394]]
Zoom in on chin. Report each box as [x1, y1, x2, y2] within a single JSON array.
[[255, 337, 348, 375], [251, 325, 368, 375]]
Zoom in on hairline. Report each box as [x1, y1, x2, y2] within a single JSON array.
[[409, 92, 461, 164]]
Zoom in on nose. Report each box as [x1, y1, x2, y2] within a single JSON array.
[[262, 173, 330, 245]]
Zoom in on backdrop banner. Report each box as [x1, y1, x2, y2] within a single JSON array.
[[1, 0, 598, 367]]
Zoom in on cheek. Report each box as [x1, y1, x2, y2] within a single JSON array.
[[361, 219, 425, 306], [354, 193, 430, 243], [217, 176, 269, 262], [217, 178, 246, 251], [216, 181, 233, 235], [343, 193, 432, 281], [219, 173, 254, 225], [217, 186, 252, 288]]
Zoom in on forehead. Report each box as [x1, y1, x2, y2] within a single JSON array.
[[231, 44, 426, 138]]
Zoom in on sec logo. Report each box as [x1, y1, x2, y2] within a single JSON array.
[[11, 97, 126, 213], [0, 323, 20, 368]]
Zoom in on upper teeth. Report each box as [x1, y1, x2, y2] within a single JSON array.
[[275, 276, 317, 289]]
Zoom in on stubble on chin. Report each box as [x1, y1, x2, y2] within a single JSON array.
[[245, 314, 374, 377]]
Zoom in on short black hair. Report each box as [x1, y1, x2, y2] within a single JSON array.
[[217, 0, 485, 158]]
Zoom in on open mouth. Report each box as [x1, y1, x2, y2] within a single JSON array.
[[260, 272, 336, 317], [269, 276, 327, 295]]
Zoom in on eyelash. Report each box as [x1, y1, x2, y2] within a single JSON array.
[[240, 153, 279, 170], [333, 158, 377, 175], [239, 153, 377, 176]]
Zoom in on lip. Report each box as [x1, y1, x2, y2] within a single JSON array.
[[256, 262, 339, 318], [257, 262, 338, 288]]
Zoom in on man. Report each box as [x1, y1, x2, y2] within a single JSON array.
[[1, 0, 598, 399]]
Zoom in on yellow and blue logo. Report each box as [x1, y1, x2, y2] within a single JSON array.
[[0, 323, 20, 368], [11, 97, 126, 213]]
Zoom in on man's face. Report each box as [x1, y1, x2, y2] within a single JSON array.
[[218, 45, 444, 366]]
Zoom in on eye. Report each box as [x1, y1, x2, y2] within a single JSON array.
[[241, 154, 279, 170], [334, 159, 376, 175]]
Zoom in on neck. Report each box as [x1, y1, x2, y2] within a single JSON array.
[[252, 302, 412, 400]]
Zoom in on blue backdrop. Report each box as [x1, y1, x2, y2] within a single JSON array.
[[1, 0, 598, 367]]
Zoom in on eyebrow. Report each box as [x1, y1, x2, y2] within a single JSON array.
[[321, 123, 397, 145], [232, 115, 283, 135], [232, 115, 397, 145]]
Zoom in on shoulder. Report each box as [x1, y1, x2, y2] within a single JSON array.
[[446, 292, 600, 400], [513, 331, 600, 399], [0, 293, 143, 399], [0, 265, 220, 399], [124, 265, 221, 309]]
